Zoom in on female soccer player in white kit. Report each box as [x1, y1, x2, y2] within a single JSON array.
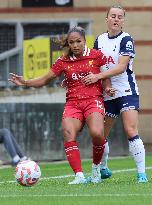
[[82, 5, 148, 183]]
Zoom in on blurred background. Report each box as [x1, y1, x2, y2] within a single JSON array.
[[0, 0, 151, 163]]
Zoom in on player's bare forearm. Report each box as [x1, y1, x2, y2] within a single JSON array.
[[9, 70, 57, 88], [82, 56, 130, 85], [97, 56, 130, 80], [25, 71, 56, 87]]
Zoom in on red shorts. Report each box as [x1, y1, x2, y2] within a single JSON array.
[[62, 97, 105, 123]]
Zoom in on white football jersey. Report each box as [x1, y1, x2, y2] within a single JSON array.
[[94, 31, 139, 101]]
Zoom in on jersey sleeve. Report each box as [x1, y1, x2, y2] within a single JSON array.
[[119, 36, 135, 58], [51, 58, 63, 77], [96, 50, 107, 67]]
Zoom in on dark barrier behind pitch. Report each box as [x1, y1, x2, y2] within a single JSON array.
[[0, 103, 129, 162]]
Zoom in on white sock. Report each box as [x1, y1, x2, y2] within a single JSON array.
[[13, 155, 20, 163], [100, 141, 109, 169], [129, 138, 145, 173], [92, 163, 100, 168], [76, 172, 84, 178], [92, 163, 101, 178]]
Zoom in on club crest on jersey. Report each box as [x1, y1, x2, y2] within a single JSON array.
[[89, 60, 93, 66], [126, 41, 133, 51], [113, 45, 117, 52], [67, 65, 72, 69]]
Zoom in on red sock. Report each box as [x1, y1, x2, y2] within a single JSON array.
[[93, 139, 106, 165], [64, 141, 82, 174]]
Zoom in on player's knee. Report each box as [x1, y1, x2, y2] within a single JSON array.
[[62, 128, 76, 141], [90, 128, 104, 139], [125, 126, 138, 137]]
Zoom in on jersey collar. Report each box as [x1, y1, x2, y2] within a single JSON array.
[[83, 45, 90, 56], [108, 31, 123, 39]]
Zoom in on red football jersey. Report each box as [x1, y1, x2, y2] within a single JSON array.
[[51, 47, 107, 100]]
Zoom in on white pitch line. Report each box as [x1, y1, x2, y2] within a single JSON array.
[[0, 193, 152, 198], [0, 166, 151, 185], [39, 166, 152, 180], [113, 166, 152, 173]]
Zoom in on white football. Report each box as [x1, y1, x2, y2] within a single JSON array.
[[15, 160, 41, 186]]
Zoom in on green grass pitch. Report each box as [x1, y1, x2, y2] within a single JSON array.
[[0, 155, 152, 205]]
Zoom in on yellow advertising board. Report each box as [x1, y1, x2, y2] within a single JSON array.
[[23, 38, 50, 80], [52, 50, 62, 65], [86, 35, 95, 49], [23, 35, 94, 78]]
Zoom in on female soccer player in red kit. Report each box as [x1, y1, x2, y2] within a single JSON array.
[[9, 26, 115, 184]]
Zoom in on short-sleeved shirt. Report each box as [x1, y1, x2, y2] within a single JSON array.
[[52, 47, 107, 101], [94, 31, 139, 101]]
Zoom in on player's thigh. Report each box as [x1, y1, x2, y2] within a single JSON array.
[[62, 117, 83, 141], [86, 112, 104, 137], [104, 116, 116, 138], [121, 109, 139, 137]]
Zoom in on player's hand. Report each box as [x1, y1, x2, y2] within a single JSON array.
[[82, 73, 99, 85], [8, 73, 26, 86], [105, 87, 117, 97]]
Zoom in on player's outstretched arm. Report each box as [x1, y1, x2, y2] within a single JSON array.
[[9, 70, 57, 88], [82, 56, 130, 85]]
